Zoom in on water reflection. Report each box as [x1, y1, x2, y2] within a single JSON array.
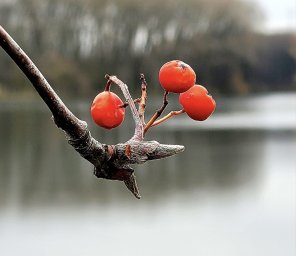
[[0, 110, 262, 208], [0, 94, 295, 208], [0, 94, 295, 256]]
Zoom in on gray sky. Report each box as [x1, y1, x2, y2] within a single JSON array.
[[248, 0, 296, 32]]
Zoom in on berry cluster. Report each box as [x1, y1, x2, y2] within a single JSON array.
[[90, 60, 216, 130], [159, 60, 216, 121]]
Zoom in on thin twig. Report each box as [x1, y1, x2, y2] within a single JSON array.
[[119, 98, 141, 108], [104, 79, 112, 91], [106, 75, 144, 141], [151, 109, 185, 127], [138, 74, 148, 125], [144, 90, 169, 134]]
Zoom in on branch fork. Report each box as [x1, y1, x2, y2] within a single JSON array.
[[0, 25, 185, 199]]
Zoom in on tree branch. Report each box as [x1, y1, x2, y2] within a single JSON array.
[[138, 74, 148, 126], [151, 109, 185, 127], [0, 25, 185, 199], [144, 90, 169, 134], [105, 74, 144, 142]]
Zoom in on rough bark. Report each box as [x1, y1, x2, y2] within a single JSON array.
[[0, 25, 184, 198]]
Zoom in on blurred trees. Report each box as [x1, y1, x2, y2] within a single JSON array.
[[0, 0, 295, 98]]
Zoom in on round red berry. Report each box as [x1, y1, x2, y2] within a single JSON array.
[[179, 84, 216, 121], [91, 91, 125, 129], [159, 60, 196, 93]]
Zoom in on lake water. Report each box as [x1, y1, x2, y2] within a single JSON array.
[[0, 93, 295, 256]]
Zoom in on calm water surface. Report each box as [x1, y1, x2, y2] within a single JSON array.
[[0, 93, 295, 256]]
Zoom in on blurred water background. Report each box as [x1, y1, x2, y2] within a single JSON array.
[[0, 0, 295, 255]]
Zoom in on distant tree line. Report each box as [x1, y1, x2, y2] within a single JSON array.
[[0, 0, 295, 98]]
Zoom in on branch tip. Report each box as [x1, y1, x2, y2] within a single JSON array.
[[124, 173, 141, 199]]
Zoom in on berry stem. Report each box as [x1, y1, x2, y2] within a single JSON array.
[[144, 90, 169, 134], [138, 74, 148, 126], [104, 79, 112, 91], [151, 109, 185, 127]]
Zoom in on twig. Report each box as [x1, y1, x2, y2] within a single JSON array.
[[119, 98, 141, 108], [138, 74, 148, 125], [106, 74, 144, 141], [144, 90, 169, 134], [151, 109, 185, 127], [104, 79, 112, 91]]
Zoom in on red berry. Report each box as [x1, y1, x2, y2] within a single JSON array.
[[179, 84, 216, 121], [91, 91, 125, 129], [159, 60, 196, 93]]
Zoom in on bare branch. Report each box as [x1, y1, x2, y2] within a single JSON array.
[[144, 90, 169, 134], [106, 74, 144, 142], [0, 25, 185, 199], [119, 98, 141, 108], [151, 109, 185, 127], [0, 26, 85, 137], [0, 25, 108, 167], [138, 74, 148, 125]]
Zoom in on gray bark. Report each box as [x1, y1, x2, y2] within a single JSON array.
[[0, 25, 184, 198]]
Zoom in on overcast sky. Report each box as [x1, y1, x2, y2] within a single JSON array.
[[247, 0, 296, 32]]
